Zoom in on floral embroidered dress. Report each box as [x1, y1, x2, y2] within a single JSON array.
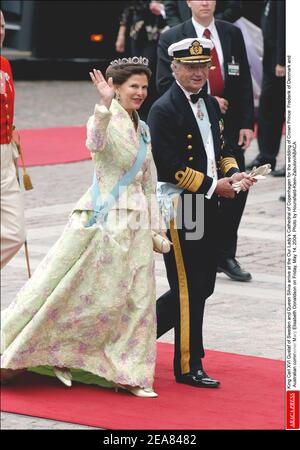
[[1, 99, 159, 389]]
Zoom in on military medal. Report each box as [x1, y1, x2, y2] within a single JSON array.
[[197, 100, 204, 120]]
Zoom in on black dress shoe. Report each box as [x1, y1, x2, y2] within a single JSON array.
[[218, 258, 252, 282], [271, 167, 285, 177], [176, 370, 220, 388]]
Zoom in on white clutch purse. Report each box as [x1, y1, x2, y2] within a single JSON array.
[[151, 231, 172, 254]]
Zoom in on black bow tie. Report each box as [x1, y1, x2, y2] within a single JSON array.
[[189, 84, 208, 103]]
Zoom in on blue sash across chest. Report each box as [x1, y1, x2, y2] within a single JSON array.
[[85, 121, 150, 227]]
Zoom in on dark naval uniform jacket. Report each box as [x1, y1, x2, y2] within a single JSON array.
[[148, 81, 240, 194], [156, 18, 254, 151], [156, 18, 254, 263], [148, 82, 240, 378]]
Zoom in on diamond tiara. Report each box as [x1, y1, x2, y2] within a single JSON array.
[[109, 56, 149, 67]]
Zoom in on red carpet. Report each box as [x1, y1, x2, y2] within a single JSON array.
[[1, 343, 284, 430], [16, 124, 285, 167], [17, 126, 91, 167]]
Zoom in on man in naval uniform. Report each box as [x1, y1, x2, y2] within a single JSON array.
[[148, 37, 255, 387], [0, 10, 26, 269], [157, 0, 255, 282]]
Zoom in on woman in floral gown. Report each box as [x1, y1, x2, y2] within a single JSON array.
[[1, 59, 162, 397]]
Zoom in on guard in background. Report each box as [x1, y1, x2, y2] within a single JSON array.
[[164, 1, 243, 27], [115, 1, 167, 120], [148, 38, 255, 388], [0, 10, 26, 269], [247, 0, 286, 174]]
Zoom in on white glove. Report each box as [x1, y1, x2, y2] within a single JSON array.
[[232, 164, 272, 193]]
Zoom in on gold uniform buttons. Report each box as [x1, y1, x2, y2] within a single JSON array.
[[6, 114, 10, 119], [5, 104, 8, 108], [187, 134, 192, 139], [188, 156, 194, 161], [187, 145, 193, 150]]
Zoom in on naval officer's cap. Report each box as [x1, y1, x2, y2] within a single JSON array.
[[168, 38, 214, 64]]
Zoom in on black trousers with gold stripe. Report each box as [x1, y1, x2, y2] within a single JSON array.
[[157, 195, 219, 378]]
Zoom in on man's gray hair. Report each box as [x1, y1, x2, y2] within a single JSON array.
[[171, 60, 181, 72]]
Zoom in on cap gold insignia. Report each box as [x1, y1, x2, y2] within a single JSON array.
[[189, 41, 203, 56]]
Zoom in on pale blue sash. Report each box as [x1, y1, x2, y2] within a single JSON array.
[[85, 121, 150, 227], [157, 182, 183, 226]]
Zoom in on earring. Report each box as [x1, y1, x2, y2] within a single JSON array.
[[116, 91, 120, 102]]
